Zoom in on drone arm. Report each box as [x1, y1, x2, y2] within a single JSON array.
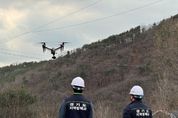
[[54, 47, 61, 51], [45, 46, 52, 51], [54, 44, 64, 51]]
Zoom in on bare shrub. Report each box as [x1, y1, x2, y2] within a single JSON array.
[[94, 101, 119, 118], [0, 89, 36, 118], [151, 21, 178, 117]]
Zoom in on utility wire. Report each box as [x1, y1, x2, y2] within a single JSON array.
[[0, 47, 42, 56], [4, 0, 103, 43], [29, 0, 165, 33], [0, 50, 42, 60], [1, 0, 164, 47], [35, 0, 103, 29], [2, 0, 163, 44]]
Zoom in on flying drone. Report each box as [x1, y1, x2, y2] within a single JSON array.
[[40, 42, 68, 59]]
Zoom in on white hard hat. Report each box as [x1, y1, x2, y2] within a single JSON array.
[[71, 77, 85, 88], [129, 85, 144, 96]]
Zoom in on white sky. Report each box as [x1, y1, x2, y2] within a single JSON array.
[[0, 0, 178, 67]]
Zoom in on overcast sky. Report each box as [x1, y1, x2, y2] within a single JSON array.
[[0, 0, 177, 67]]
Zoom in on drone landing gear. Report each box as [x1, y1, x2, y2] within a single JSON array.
[[52, 56, 56, 59]]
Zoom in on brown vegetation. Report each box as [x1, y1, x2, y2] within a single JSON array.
[[0, 14, 178, 118]]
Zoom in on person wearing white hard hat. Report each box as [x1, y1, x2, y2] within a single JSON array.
[[123, 85, 152, 118], [59, 77, 93, 118]]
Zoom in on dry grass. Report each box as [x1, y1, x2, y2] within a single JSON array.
[[0, 15, 178, 118]]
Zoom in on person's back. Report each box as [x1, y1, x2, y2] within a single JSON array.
[[123, 85, 152, 118], [123, 100, 152, 118], [61, 94, 92, 118], [59, 77, 93, 118]]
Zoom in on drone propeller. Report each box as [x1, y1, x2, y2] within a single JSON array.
[[38, 42, 47, 52], [59, 41, 69, 44], [60, 42, 69, 48], [39, 41, 47, 44], [62, 41, 69, 43]]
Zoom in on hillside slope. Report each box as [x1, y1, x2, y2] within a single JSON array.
[[0, 14, 178, 118]]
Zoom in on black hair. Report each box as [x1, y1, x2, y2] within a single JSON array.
[[134, 97, 142, 101], [72, 86, 84, 93], [131, 95, 143, 101], [73, 88, 83, 93]]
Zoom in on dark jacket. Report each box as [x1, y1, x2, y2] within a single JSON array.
[[123, 100, 152, 118], [59, 93, 93, 118]]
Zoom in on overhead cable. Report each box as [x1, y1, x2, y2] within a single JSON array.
[[0, 47, 42, 56], [4, 0, 103, 42], [30, 0, 165, 33], [0, 50, 42, 60]]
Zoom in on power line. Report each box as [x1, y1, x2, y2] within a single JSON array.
[[0, 50, 42, 60], [4, 0, 103, 43], [28, 0, 165, 33], [2, 0, 163, 44], [35, 0, 103, 29], [0, 47, 42, 56], [0, 0, 165, 48]]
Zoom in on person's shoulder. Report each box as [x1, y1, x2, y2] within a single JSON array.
[[132, 101, 152, 111], [84, 95, 93, 103], [124, 103, 132, 111], [124, 101, 142, 111], [142, 103, 152, 110], [77, 95, 90, 104], [82, 95, 90, 101], [63, 95, 74, 102]]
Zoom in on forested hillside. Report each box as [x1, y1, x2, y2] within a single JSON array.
[[0, 14, 178, 118]]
